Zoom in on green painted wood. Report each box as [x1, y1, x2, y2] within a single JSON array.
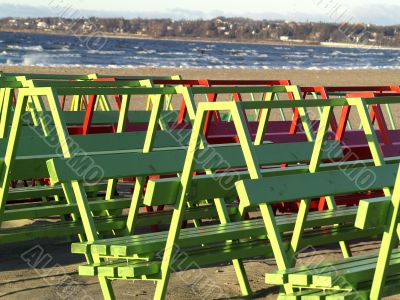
[[277, 289, 324, 300], [0, 204, 239, 245], [9, 110, 181, 126], [1, 73, 174, 80], [79, 260, 161, 277], [7, 183, 106, 200], [30, 80, 141, 88], [2, 130, 189, 157], [118, 261, 161, 278], [3, 130, 191, 180], [236, 164, 398, 207], [76, 225, 377, 280], [55, 87, 178, 96], [71, 225, 380, 287], [143, 158, 400, 207], [354, 197, 391, 230], [71, 206, 358, 256], [3, 198, 130, 220], [312, 253, 400, 288], [189, 85, 290, 95], [269, 249, 377, 286], [48, 140, 343, 184], [280, 273, 400, 300], [358, 273, 400, 298], [0, 215, 126, 244], [172, 239, 274, 271], [266, 248, 400, 290]]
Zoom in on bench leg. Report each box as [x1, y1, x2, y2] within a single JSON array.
[[66, 181, 117, 299], [232, 259, 251, 296], [259, 203, 294, 294], [98, 277, 115, 300], [325, 195, 352, 258], [369, 188, 400, 299], [214, 196, 252, 296], [397, 223, 400, 240], [186, 201, 203, 228], [287, 199, 310, 266], [0, 92, 30, 234], [125, 177, 148, 234]]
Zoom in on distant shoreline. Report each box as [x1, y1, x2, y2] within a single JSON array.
[[2, 29, 400, 51]]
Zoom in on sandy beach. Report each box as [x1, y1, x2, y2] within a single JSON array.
[[1, 66, 400, 299], [3, 66, 400, 86]]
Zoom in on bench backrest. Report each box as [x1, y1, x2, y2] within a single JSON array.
[[236, 164, 397, 208], [6, 111, 182, 127], [1, 130, 190, 180], [48, 140, 343, 186]]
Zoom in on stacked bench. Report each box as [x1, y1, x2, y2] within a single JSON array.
[[2, 72, 400, 299], [58, 94, 400, 299]]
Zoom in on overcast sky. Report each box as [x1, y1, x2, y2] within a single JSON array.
[[0, 0, 399, 25]]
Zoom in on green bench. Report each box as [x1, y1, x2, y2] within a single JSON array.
[[0, 73, 179, 112], [236, 97, 400, 299], [3, 83, 291, 243], [51, 140, 346, 299], [10, 86, 398, 298], [0, 84, 189, 243], [54, 97, 382, 300], [252, 165, 400, 299]]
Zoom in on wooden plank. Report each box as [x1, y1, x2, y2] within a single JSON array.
[[55, 86, 177, 96], [313, 252, 400, 288], [7, 183, 106, 200], [71, 206, 358, 256], [236, 164, 398, 207], [48, 141, 343, 184], [3, 198, 130, 220], [354, 197, 391, 229]]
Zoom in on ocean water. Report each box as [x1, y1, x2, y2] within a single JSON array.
[[1, 31, 400, 69]]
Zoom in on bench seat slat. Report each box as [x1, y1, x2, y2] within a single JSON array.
[[76, 225, 376, 281], [71, 206, 359, 256], [0, 205, 238, 244], [0, 215, 127, 244], [103, 214, 356, 257], [143, 157, 400, 207], [3, 197, 131, 221], [280, 273, 400, 299], [266, 249, 400, 288], [79, 260, 161, 278], [312, 253, 400, 288], [7, 182, 107, 200]]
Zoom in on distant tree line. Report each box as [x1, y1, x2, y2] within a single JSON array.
[[1, 17, 400, 47]]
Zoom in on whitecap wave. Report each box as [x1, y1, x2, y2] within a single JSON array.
[[7, 45, 44, 51], [3, 33, 400, 70], [136, 50, 157, 54], [49, 46, 71, 52], [87, 49, 125, 55]]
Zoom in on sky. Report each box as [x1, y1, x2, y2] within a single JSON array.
[[0, 0, 399, 25]]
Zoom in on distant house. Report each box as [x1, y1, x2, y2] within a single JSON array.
[[280, 35, 290, 41], [37, 21, 48, 29]]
